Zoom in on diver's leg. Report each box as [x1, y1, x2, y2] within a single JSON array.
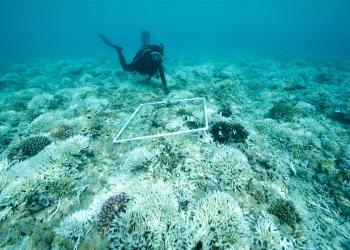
[[99, 33, 135, 72], [99, 33, 122, 51], [115, 50, 135, 72], [141, 30, 151, 46]]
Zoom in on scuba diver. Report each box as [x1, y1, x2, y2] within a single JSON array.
[[99, 31, 169, 94]]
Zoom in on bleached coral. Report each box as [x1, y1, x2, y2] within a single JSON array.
[[28, 111, 88, 134], [108, 181, 179, 249], [27, 94, 55, 114], [121, 146, 160, 172], [199, 144, 252, 192], [0, 157, 10, 191], [28, 111, 67, 133], [53, 173, 131, 245], [0, 135, 89, 219], [54, 210, 93, 247], [252, 213, 294, 250], [192, 191, 251, 249]]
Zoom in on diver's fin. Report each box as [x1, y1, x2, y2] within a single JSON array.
[[141, 30, 151, 46], [99, 33, 122, 51]]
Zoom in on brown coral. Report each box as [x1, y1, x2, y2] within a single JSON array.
[[50, 124, 73, 140], [96, 193, 129, 235], [269, 199, 301, 228], [8, 135, 51, 161]]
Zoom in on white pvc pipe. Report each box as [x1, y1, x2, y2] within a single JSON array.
[[113, 97, 209, 144]]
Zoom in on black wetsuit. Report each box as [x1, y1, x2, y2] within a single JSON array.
[[100, 33, 169, 94]]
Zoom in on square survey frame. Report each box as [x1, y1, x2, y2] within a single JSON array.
[[113, 97, 209, 143]]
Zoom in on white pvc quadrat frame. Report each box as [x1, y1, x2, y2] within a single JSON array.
[[113, 97, 209, 143]]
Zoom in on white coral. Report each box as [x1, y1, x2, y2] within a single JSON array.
[[253, 214, 283, 249], [54, 210, 92, 243], [191, 191, 250, 249], [0, 136, 89, 212], [121, 146, 160, 172], [27, 93, 54, 113], [108, 181, 179, 249], [200, 144, 252, 192]]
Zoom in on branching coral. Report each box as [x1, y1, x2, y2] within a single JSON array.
[[252, 214, 287, 250], [108, 181, 179, 249], [7, 135, 51, 161], [96, 192, 129, 235], [121, 146, 160, 173], [192, 191, 250, 249], [310, 90, 333, 113], [269, 199, 301, 228], [218, 106, 233, 117], [268, 100, 297, 121], [0, 135, 89, 220], [198, 144, 252, 193], [54, 210, 93, 249]]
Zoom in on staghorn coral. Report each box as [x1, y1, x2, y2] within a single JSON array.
[[96, 192, 129, 235], [108, 181, 179, 249], [199, 144, 252, 193], [210, 121, 248, 143], [192, 191, 250, 249], [7, 135, 51, 161], [0, 135, 89, 220], [269, 199, 301, 228], [252, 214, 288, 250]]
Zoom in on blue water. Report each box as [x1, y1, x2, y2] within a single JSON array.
[[1, 0, 350, 60]]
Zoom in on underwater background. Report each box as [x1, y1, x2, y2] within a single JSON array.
[[0, 0, 350, 249]]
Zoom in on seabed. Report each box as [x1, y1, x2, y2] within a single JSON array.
[[0, 56, 349, 249]]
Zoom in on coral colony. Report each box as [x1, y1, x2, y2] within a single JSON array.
[[0, 57, 349, 249]]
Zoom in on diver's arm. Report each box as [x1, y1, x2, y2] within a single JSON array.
[[159, 64, 169, 94]]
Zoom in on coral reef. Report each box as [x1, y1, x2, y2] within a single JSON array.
[[96, 192, 129, 235], [269, 199, 301, 228], [210, 121, 249, 143], [218, 106, 232, 117], [268, 100, 296, 121], [108, 181, 180, 249], [192, 191, 250, 248], [50, 124, 74, 140], [0, 57, 349, 249], [7, 135, 51, 161]]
